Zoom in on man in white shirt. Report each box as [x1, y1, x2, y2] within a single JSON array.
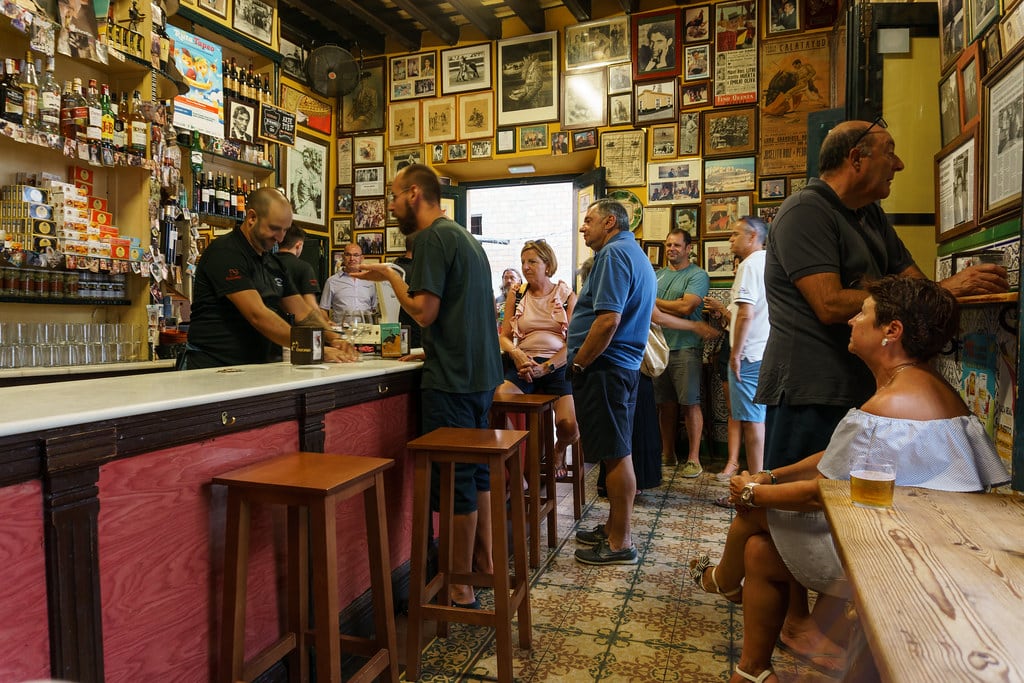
[[320, 243, 378, 323]]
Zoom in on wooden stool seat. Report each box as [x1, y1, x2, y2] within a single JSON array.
[[491, 392, 559, 567], [405, 427, 531, 683], [214, 451, 398, 683]]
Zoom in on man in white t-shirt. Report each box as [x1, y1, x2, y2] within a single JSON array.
[[704, 216, 769, 476]]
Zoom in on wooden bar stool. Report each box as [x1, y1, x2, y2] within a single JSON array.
[[491, 392, 559, 568], [405, 427, 531, 683], [214, 452, 398, 683], [563, 438, 586, 520]]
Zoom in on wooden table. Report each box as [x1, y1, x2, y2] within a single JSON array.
[[819, 479, 1024, 682]]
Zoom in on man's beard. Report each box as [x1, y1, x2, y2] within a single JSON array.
[[397, 212, 418, 236]]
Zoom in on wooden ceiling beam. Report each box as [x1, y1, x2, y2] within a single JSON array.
[[504, 0, 546, 33], [281, 0, 364, 46], [560, 0, 592, 22], [326, 0, 420, 51], [390, 0, 461, 45], [445, 0, 502, 40], [616, 0, 638, 14]]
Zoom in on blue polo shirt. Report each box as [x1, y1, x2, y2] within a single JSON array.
[[568, 230, 656, 370]]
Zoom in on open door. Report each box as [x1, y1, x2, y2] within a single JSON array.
[[572, 167, 606, 290]]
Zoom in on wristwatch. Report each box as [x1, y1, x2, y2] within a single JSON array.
[[740, 482, 760, 507], [572, 362, 586, 375]]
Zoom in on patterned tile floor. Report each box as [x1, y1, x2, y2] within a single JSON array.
[[398, 460, 839, 682]]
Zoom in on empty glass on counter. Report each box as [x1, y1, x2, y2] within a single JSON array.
[[0, 321, 147, 369]]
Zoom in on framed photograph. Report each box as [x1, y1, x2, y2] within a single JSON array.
[[353, 165, 385, 198], [939, 68, 962, 149], [336, 137, 352, 185], [680, 81, 710, 108], [385, 225, 406, 253], [938, 0, 965, 72], [643, 205, 672, 241], [334, 186, 353, 214], [446, 141, 468, 162], [704, 156, 756, 193], [342, 59, 385, 133], [497, 31, 559, 126], [279, 35, 307, 83], [429, 142, 446, 164], [935, 129, 978, 242], [679, 112, 700, 155], [650, 123, 677, 159], [601, 129, 647, 187], [967, 0, 1000, 44], [607, 63, 632, 94], [551, 131, 570, 155], [225, 98, 256, 143], [285, 136, 328, 227], [232, 0, 274, 44], [683, 44, 710, 81], [957, 45, 980, 131], [767, 0, 800, 36], [496, 128, 516, 154], [789, 176, 809, 193], [457, 91, 495, 139], [422, 96, 456, 143], [280, 83, 332, 136], [608, 93, 633, 125], [683, 5, 711, 43], [643, 241, 665, 267], [353, 198, 386, 230], [563, 69, 608, 129], [704, 239, 737, 277], [759, 176, 787, 201], [389, 50, 437, 101], [982, 53, 1023, 220], [803, 0, 838, 29], [519, 124, 548, 151], [1000, 1, 1024, 55], [756, 203, 781, 224], [673, 206, 699, 235], [440, 43, 492, 95], [647, 159, 701, 205], [704, 194, 753, 235], [982, 25, 1003, 75], [572, 128, 598, 151], [387, 145, 423, 179], [354, 134, 384, 164], [632, 8, 682, 81], [331, 216, 353, 248], [565, 16, 631, 70], [196, 0, 226, 18], [389, 100, 420, 145], [703, 107, 757, 157], [470, 139, 493, 160], [355, 230, 385, 256], [634, 79, 677, 124]]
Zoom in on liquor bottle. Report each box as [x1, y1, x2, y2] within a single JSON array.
[[38, 57, 60, 135], [217, 173, 230, 215], [113, 91, 128, 153], [246, 63, 257, 104], [19, 52, 39, 130], [59, 79, 75, 138], [1, 59, 25, 125], [203, 171, 214, 215], [221, 59, 234, 99], [100, 84, 115, 153], [129, 90, 148, 155], [262, 75, 272, 105], [228, 58, 238, 98], [85, 78, 102, 145], [235, 175, 245, 217]]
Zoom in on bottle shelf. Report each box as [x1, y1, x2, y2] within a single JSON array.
[[0, 120, 158, 172], [183, 143, 275, 175], [0, 296, 131, 306]]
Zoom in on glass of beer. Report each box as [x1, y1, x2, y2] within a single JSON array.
[[849, 451, 896, 509]]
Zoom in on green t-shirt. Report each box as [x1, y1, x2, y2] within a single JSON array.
[[656, 263, 709, 350]]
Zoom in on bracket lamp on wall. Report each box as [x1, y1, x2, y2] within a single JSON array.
[[508, 164, 536, 175]]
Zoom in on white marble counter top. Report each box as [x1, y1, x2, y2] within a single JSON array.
[[0, 359, 422, 438]]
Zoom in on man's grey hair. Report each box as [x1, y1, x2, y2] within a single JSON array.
[[589, 198, 629, 232]]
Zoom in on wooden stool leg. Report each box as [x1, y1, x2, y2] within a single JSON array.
[[308, 498, 341, 683], [506, 448, 532, 650], [489, 457, 514, 683], [405, 455, 432, 682], [436, 460, 455, 637], [571, 439, 584, 520], [541, 410, 557, 548], [286, 506, 309, 683], [363, 472, 399, 683], [524, 413, 541, 568], [219, 490, 250, 683]]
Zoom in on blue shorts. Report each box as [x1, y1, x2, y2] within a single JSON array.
[[763, 401, 849, 469], [421, 388, 493, 514], [503, 356, 572, 395], [728, 359, 766, 422], [653, 347, 702, 405], [571, 357, 639, 463]]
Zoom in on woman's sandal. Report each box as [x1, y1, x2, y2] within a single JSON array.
[[734, 666, 773, 683], [688, 554, 742, 603]]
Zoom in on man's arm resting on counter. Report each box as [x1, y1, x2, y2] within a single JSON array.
[[793, 272, 868, 325], [227, 288, 295, 347]]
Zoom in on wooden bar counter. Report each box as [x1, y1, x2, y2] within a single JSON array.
[[819, 479, 1024, 682], [0, 360, 422, 683]]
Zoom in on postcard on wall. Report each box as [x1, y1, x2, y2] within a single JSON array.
[[336, 137, 353, 185], [759, 34, 830, 175], [713, 0, 758, 106]]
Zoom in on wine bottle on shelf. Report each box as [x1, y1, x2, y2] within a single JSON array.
[[203, 171, 214, 215], [84, 78, 102, 162], [59, 79, 75, 139], [113, 91, 128, 153], [71, 77, 88, 142], [38, 58, 61, 135], [20, 52, 39, 131], [262, 75, 272, 105], [1, 58, 25, 125], [221, 59, 234, 99], [99, 83, 115, 164], [235, 176, 246, 218], [128, 90, 147, 156]]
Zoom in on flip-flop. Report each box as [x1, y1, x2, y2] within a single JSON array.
[[776, 639, 845, 676], [555, 466, 570, 482]]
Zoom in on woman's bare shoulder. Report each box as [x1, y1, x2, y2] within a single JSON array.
[[862, 370, 969, 421]]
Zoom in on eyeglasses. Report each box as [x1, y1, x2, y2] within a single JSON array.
[[524, 238, 547, 248], [387, 187, 413, 203], [849, 115, 887, 151]]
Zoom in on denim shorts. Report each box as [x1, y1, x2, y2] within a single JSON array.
[[571, 358, 639, 462], [728, 358, 766, 422], [421, 388, 492, 514]]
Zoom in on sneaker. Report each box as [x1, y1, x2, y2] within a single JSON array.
[[575, 540, 639, 566], [680, 461, 703, 478], [575, 524, 608, 546]]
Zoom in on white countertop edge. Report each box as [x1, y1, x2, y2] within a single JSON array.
[[0, 359, 422, 438]]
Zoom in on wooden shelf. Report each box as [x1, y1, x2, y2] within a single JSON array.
[[955, 292, 1019, 306], [0, 296, 131, 306]]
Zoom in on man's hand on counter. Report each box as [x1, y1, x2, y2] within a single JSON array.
[[325, 339, 360, 363]]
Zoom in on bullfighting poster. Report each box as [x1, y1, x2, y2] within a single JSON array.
[[714, 1, 758, 106], [759, 34, 830, 175]]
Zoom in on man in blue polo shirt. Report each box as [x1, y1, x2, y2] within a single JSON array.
[[569, 198, 656, 565]]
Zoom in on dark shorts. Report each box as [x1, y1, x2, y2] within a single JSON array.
[[571, 357, 639, 463], [503, 357, 572, 396], [421, 388, 493, 514], [763, 400, 850, 469]]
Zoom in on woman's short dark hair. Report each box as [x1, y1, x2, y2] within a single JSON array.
[[867, 276, 959, 361]]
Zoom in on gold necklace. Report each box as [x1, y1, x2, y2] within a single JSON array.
[[881, 361, 918, 390]]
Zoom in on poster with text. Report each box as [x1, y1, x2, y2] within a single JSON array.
[[168, 25, 224, 137], [759, 34, 830, 175], [714, 1, 758, 106]]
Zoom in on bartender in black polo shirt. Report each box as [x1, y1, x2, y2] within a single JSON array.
[[180, 187, 357, 369]]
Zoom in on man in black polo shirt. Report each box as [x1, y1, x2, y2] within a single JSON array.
[[277, 224, 327, 325], [181, 187, 356, 369]]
